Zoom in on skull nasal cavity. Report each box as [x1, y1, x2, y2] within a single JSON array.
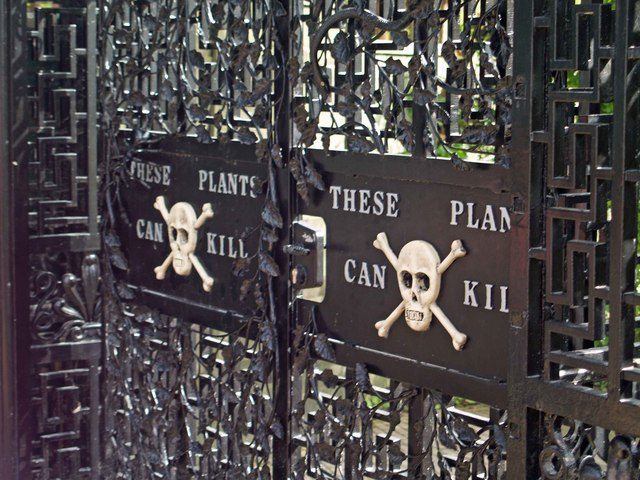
[[176, 228, 188, 244]]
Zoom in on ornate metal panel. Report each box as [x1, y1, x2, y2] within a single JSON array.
[[29, 254, 102, 479], [7, 0, 640, 478], [526, 0, 640, 418], [27, 0, 99, 251]]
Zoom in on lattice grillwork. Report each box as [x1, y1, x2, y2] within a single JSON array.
[[27, 1, 98, 248], [530, 0, 640, 402]]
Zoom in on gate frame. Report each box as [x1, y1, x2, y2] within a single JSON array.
[[0, 0, 34, 476]]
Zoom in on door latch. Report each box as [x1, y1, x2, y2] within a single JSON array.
[[283, 215, 326, 303]]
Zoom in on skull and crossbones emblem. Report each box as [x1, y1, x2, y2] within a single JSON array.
[[373, 232, 468, 350], [153, 196, 215, 292]]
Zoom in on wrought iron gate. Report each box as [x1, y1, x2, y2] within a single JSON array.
[[1, 0, 639, 478]]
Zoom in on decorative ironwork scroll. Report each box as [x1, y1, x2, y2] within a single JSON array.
[[29, 254, 102, 479], [103, 306, 277, 478], [539, 415, 639, 479], [289, 0, 513, 166], [290, 313, 508, 479]]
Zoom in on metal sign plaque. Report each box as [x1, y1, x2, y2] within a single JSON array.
[[118, 143, 265, 319], [296, 157, 513, 382]]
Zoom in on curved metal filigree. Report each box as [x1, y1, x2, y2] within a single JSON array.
[[103, 303, 278, 477], [539, 415, 640, 479], [29, 254, 102, 344], [290, 0, 512, 166], [290, 311, 507, 479]]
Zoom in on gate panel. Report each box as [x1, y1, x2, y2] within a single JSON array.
[[7, 0, 640, 477], [514, 0, 640, 477], [99, 0, 290, 477], [289, 0, 515, 401], [526, 0, 640, 432], [24, 0, 102, 478]]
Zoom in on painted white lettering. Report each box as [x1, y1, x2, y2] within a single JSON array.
[[481, 206, 497, 231], [330, 186, 342, 209], [499, 207, 511, 232], [344, 259, 357, 283], [130, 160, 172, 186], [227, 173, 238, 196], [207, 232, 249, 259], [217, 174, 228, 194], [464, 280, 479, 307], [372, 264, 386, 289], [372, 191, 385, 216], [198, 171, 259, 198], [344, 260, 386, 289], [484, 284, 494, 310], [386, 193, 399, 218], [467, 202, 479, 229], [227, 236, 238, 258], [500, 286, 509, 313], [359, 190, 371, 214], [218, 234, 226, 256], [344, 188, 356, 212], [358, 262, 371, 286], [450, 200, 464, 225], [135, 219, 164, 243], [238, 239, 248, 258], [450, 202, 511, 233], [249, 176, 259, 198], [463, 281, 509, 313], [239, 175, 250, 196], [329, 185, 401, 217], [207, 232, 218, 254]]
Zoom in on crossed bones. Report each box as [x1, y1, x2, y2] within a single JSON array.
[[373, 232, 468, 351], [154, 196, 215, 292]]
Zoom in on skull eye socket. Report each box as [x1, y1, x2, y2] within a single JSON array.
[[416, 273, 430, 291], [401, 271, 412, 288], [170, 227, 189, 245]]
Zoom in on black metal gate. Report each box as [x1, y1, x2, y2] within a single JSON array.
[[1, 0, 639, 478]]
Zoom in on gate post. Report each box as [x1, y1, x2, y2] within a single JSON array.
[[0, 0, 33, 476], [508, 0, 544, 477]]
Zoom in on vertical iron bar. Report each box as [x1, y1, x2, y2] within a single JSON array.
[[607, 0, 632, 403], [86, 0, 98, 250], [508, 0, 544, 477], [407, 388, 425, 479], [272, 0, 292, 478]]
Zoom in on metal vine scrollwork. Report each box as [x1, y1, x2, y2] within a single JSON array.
[[103, 304, 278, 477], [289, 0, 512, 180], [539, 415, 640, 479], [28, 253, 103, 478], [290, 311, 508, 479], [100, 0, 288, 477]]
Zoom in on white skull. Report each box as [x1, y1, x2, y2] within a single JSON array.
[[396, 240, 442, 332], [167, 202, 198, 276]]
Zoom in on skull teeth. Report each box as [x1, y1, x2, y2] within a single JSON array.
[[405, 310, 424, 322]]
